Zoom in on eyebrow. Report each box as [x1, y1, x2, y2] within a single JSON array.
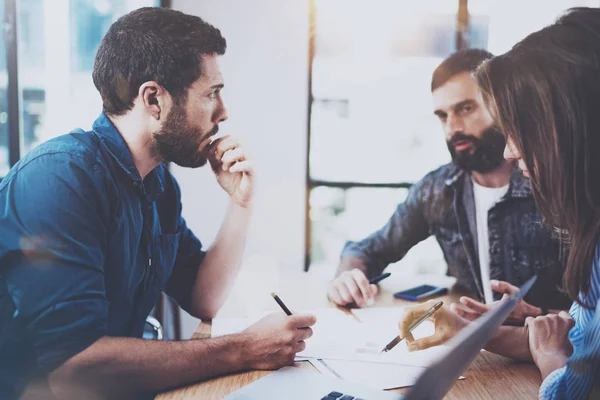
[[210, 83, 224, 90], [433, 99, 476, 117]]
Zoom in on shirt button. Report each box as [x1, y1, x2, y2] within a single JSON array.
[[133, 181, 138, 187]]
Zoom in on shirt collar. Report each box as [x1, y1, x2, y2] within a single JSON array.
[[92, 113, 165, 201], [444, 163, 464, 187], [505, 163, 532, 199], [444, 162, 532, 199]]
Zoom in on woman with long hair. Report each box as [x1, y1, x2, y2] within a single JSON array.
[[400, 8, 600, 398]]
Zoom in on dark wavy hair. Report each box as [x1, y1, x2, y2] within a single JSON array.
[[93, 7, 226, 116], [476, 7, 600, 305]]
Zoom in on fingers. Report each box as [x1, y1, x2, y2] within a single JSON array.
[[450, 302, 481, 322], [209, 135, 253, 174], [294, 327, 314, 341], [526, 312, 574, 327], [288, 314, 317, 329], [524, 315, 536, 328], [557, 311, 575, 328], [328, 270, 371, 307], [326, 285, 343, 305], [399, 300, 438, 337], [370, 284, 379, 297], [341, 277, 364, 307], [460, 297, 490, 315], [351, 269, 373, 306], [558, 310, 571, 319], [328, 280, 354, 306], [339, 275, 362, 305], [221, 147, 246, 171], [490, 280, 519, 295], [210, 135, 238, 161], [228, 160, 253, 174], [292, 341, 307, 353], [327, 284, 347, 306], [407, 332, 447, 352]]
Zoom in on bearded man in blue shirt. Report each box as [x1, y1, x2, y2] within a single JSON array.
[[0, 7, 315, 399]]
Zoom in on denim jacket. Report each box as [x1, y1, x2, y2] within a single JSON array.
[[341, 162, 571, 310]]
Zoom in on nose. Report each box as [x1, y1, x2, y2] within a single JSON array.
[[445, 114, 464, 140], [503, 138, 518, 161], [215, 97, 228, 123], [503, 145, 514, 161]]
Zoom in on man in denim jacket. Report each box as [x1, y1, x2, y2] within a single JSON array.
[[328, 49, 571, 320]]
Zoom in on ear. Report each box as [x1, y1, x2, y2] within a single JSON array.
[[138, 81, 172, 121]]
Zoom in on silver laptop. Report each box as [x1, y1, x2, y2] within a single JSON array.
[[226, 276, 537, 400]]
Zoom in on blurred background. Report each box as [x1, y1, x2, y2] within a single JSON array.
[[2, 0, 599, 337]]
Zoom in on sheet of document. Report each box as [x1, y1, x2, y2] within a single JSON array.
[[212, 307, 452, 367], [315, 359, 465, 390], [319, 359, 426, 390]]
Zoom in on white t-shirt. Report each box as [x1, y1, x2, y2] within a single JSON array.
[[472, 178, 509, 304]]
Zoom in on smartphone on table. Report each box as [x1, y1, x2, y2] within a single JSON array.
[[393, 284, 448, 301]]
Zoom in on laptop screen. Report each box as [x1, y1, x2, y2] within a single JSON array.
[[404, 275, 537, 400]]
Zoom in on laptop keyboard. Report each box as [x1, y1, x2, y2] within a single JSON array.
[[321, 391, 364, 400]]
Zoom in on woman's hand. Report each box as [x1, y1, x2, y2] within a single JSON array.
[[399, 299, 469, 351], [525, 311, 575, 380]]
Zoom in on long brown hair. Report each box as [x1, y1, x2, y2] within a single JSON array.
[[475, 7, 600, 305]]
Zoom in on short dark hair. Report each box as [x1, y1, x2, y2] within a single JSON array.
[[431, 48, 493, 92], [93, 7, 227, 116]]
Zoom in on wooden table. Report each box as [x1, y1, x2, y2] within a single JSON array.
[[156, 270, 541, 399]]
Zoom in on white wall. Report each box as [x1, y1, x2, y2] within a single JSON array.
[[171, 0, 310, 337]]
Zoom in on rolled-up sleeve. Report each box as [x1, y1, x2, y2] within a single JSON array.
[[539, 301, 600, 399], [1, 153, 109, 373], [340, 177, 430, 277]]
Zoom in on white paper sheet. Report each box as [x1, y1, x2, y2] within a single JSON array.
[[319, 359, 465, 390], [308, 359, 342, 378], [212, 307, 451, 367]]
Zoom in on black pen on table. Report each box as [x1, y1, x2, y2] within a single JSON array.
[[380, 300, 444, 354], [369, 272, 391, 285]]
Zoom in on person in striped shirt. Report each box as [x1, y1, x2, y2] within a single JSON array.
[[400, 7, 600, 398]]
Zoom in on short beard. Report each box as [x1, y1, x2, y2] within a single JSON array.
[[152, 104, 216, 168], [447, 126, 506, 173]]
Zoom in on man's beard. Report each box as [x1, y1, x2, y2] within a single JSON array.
[[152, 104, 217, 168], [447, 126, 506, 173]]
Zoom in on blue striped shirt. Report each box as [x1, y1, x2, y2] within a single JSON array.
[[539, 244, 600, 399]]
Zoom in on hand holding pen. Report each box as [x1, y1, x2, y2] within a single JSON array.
[[327, 269, 391, 308], [393, 299, 468, 352], [240, 295, 316, 370], [381, 300, 444, 353]]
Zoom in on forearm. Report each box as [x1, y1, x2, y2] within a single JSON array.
[[337, 256, 370, 277], [484, 325, 533, 362], [190, 200, 252, 318], [49, 334, 250, 399], [337, 205, 428, 279]]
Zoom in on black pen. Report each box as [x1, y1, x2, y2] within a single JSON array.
[[271, 292, 292, 315], [369, 272, 391, 285]]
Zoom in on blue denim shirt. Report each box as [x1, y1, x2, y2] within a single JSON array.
[[342, 162, 571, 311], [0, 114, 205, 398]]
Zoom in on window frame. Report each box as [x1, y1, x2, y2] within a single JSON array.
[[304, 0, 472, 270], [0, 0, 171, 178]]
